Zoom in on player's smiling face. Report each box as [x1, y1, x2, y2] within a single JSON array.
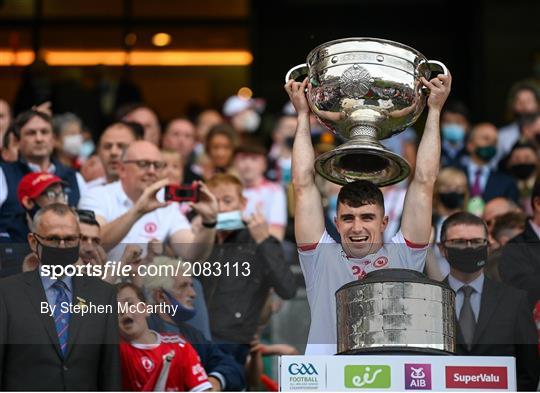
[[335, 202, 388, 258]]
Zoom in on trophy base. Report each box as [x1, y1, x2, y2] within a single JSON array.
[[314, 139, 410, 186]]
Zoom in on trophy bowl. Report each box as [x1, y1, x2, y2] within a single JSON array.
[[286, 37, 447, 186]]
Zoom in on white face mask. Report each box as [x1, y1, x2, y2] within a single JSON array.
[[63, 134, 83, 156], [238, 110, 261, 133]]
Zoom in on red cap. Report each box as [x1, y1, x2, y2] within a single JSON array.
[[17, 172, 64, 204]]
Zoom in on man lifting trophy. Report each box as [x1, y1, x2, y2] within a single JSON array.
[[284, 37, 452, 355]]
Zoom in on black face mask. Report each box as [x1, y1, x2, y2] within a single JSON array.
[[474, 146, 497, 162], [439, 192, 465, 209], [445, 245, 488, 273], [509, 163, 536, 180], [34, 237, 80, 267]]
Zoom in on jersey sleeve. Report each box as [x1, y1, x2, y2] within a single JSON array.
[[297, 231, 336, 291], [78, 184, 109, 220], [390, 229, 428, 272], [181, 342, 212, 392]]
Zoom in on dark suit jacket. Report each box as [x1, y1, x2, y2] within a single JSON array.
[[448, 275, 539, 391], [458, 165, 520, 203], [0, 270, 121, 391], [500, 220, 540, 309]]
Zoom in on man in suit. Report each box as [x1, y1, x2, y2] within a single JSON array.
[[500, 177, 540, 309], [0, 203, 121, 390], [460, 123, 519, 205], [440, 211, 539, 391]]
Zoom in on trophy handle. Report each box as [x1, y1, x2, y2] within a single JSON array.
[[425, 60, 448, 77], [420, 60, 448, 93], [285, 63, 308, 83]]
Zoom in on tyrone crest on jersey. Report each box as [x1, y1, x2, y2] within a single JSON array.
[[141, 356, 154, 372]]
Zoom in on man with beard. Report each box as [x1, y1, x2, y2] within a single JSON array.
[[0, 204, 120, 390], [78, 140, 218, 263]]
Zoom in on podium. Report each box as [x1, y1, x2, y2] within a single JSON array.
[[279, 355, 516, 391]]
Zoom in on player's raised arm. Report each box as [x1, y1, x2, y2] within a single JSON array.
[[401, 72, 452, 244], [284, 78, 325, 246]]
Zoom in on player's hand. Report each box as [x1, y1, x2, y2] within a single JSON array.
[[284, 78, 310, 116], [133, 178, 169, 215], [420, 71, 452, 112]]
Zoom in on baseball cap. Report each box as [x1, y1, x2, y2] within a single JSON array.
[[17, 172, 65, 204]]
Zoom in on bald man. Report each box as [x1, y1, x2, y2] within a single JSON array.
[[78, 141, 218, 262], [461, 123, 519, 205]]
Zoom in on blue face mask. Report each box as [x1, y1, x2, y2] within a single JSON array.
[[216, 210, 246, 231], [442, 123, 465, 143], [80, 140, 95, 159], [162, 289, 196, 323]]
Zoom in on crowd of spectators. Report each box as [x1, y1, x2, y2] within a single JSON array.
[[0, 75, 540, 390]]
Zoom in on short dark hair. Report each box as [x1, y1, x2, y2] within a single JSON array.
[[116, 282, 146, 302], [77, 209, 100, 228], [13, 110, 52, 139], [101, 120, 144, 141], [337, 180, 385, 213], [205, 123, 238, 154], [492, 211, 527, 242], [442, 99, 470, 121], [235, 137, 267, 156], [440, 212, 488, 242]]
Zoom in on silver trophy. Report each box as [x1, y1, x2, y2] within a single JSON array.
[[286, 37, 448, 186], [336, 269, 456, 355]]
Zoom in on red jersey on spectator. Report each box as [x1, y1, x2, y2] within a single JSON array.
[[120, 331, 211, 392]]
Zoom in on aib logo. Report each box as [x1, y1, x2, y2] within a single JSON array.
[[405, 364, 432, 390], [288, 363, 318, 376]]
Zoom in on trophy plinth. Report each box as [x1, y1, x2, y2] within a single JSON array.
[[286, 37, 447, 185]]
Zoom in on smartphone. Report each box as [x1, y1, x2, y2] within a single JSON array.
[[164, 184, 199, 203]]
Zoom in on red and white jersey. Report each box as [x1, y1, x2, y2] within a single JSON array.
[[242, 180, 287, 227], [120, 331, 211, 392], [298, 230, 428, 355]]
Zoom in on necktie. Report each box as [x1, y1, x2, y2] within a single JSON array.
[[470, 168, 483, 197], [459, 285, 476, 350], [52, 281, 71, 356]]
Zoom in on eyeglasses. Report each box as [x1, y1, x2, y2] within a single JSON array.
[[444, 238, 488, 249], [40, 189, 67, 202], [33, 233, 81, 247], [123, 160, 166, 170]]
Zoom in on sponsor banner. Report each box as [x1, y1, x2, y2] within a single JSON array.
[[445, 366, 508, 389], [279, 356, 516, 391]]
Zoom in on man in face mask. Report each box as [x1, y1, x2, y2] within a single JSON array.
[[505, 142, 539, 214], [462, 123, 519, 210], [498, 83, 540, 163], [0, 173, 69, 276], [440, 211, 539, 391], [440, 100, 470, 167], [0, 203, 121, 390]]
